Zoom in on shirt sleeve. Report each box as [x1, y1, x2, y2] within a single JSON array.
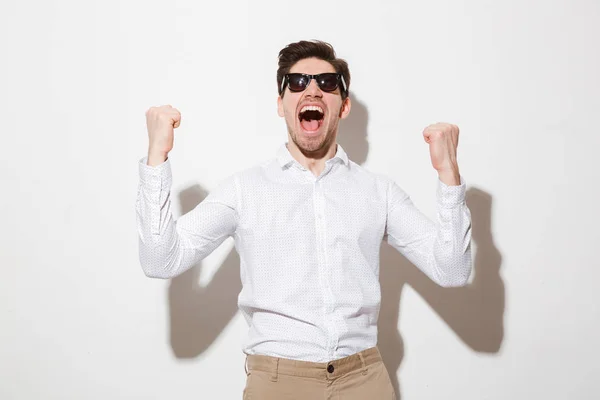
[[384, 176, 473, 287], [135, 156, 239, 279]]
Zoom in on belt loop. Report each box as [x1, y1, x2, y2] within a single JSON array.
[[358, 352, 368, 375], [270, 358, 279, 382], [244, 355, 248, 375]]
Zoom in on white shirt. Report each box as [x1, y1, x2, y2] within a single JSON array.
[[136, 142, 472, 362]]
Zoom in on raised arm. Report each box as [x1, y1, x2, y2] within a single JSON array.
[[135, 105, 238, 279], [384, 177, 472, 287], [384, 122, 472, 287]]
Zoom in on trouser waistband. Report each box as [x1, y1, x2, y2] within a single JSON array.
[[244, 346, 382, 382]]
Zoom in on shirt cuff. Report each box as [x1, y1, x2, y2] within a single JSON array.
[[436, 175, 466, 208], [138, 156, 172, 190]]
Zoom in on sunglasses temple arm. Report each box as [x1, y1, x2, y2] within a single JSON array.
[[340, 75, 348, 95], [280, 76, 287, 95]]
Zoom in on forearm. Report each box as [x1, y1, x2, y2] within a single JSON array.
[[429, 176, 472, 286], [136, 158, 193, 279]]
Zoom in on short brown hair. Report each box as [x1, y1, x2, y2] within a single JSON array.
[[277, 40, 351, 100]]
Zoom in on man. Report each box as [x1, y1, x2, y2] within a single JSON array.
[[136, 40, 472, 399]]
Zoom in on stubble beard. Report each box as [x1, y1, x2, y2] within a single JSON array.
[[287, 119, 338, 156]]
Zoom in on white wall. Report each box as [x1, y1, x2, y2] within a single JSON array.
[[2, 0, 598, 398]]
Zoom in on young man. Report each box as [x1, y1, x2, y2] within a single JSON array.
[[136, 40, 472, 399]]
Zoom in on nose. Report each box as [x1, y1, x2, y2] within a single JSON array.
[[303, 78, 322, 97]]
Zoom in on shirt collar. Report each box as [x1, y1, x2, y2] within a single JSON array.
[[276, 142, 349, 169]]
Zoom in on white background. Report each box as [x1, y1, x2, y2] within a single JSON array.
[[2, 0, 599, 399]]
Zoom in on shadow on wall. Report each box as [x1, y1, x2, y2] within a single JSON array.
[[168, 185, 241, 358], [167, 92, 505, 399]]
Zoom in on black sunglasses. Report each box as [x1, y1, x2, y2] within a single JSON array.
[[280, 73, 347, 95]]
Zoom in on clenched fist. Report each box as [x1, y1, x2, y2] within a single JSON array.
[[145, 105, 181, 166], [423, 122, 461, 186]]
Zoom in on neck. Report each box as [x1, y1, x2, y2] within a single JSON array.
[[286, 136, 338, 177]]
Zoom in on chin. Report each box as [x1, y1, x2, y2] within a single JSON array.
[[293, 131, 331, 153], [297, 141, 324, 153]]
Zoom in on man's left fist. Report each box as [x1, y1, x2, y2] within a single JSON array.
[[423, 122, 460, 173]]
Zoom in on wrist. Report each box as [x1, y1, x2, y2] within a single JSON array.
[[437, 166, 461, 186], [147, 149, 168, 167]]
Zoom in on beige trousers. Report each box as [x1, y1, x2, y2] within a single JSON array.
[[243, 346, 396, 400]]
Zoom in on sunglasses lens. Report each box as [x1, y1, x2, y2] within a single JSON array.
[[287, 74, 308, 92], [318, 73, 339, 92], [285, 73, 342, 93]]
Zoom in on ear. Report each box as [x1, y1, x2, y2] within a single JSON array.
[[277, 95, 284, 117], [339, 96, 351, 119]]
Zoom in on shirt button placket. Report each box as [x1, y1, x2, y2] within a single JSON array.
[[315, 179, 336, 359]]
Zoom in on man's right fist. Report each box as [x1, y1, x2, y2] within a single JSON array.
[[145, 105, 181, 166]]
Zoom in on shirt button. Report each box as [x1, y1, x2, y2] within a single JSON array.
[[327, 364, 334, 373]]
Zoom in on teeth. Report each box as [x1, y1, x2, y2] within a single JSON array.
[[300, 105, 324, 114]]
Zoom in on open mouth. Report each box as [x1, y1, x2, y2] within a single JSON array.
[[298, 105, 325, 133]]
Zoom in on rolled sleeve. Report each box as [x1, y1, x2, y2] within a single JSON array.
[[436, 175, 466, 208]]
